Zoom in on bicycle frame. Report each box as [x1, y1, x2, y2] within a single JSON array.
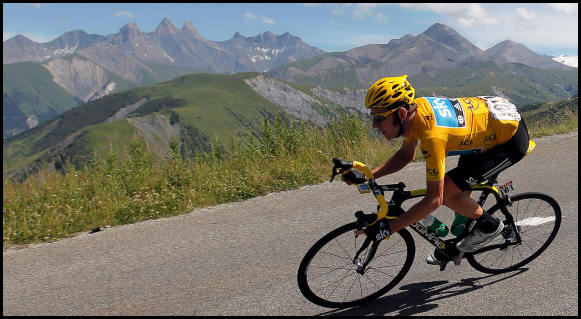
[[383, 180, 522, 265]]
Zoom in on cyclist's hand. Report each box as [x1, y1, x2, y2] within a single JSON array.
[[365, 218, 391, 242], [342, 170, 367, 185]]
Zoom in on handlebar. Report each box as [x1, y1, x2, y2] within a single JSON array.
[[330, 157, 394, 224]]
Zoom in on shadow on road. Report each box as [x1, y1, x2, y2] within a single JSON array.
[[317, 268, 529, 316]]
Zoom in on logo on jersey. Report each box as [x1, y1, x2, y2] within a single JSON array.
[[425, 97, 466, 128], [421, 148, 432, 158], [484, 133, 497, 145], [426, 168, 439, 177], [458, 139, 473, 149]]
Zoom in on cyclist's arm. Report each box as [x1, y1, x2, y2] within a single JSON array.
[[372, 139, 418, 179]]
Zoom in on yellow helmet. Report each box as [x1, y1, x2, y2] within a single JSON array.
[[365, 75, 415, 109]]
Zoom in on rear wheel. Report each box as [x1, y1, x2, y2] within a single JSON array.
[[467, 192, 561, 274], [297, 222, 415, 308]]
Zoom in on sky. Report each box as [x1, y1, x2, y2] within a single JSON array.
[[3, 3, 578, 57]]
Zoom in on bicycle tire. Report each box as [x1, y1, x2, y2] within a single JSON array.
[[467, 192, 561, 274], [297, 222, 415, 308]]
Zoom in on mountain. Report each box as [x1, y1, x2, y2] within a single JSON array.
[[2, 30, 108, 65], [268, 23, 574, 88], [2, 72, 368, 177], [3, 18, 327, 73], [3, 18, 327, 138], [485, 40, 571, 69]]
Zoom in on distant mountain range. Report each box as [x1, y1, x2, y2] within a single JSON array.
[[3, 18, 327, 138], [267, 23, 573, 88], [2, 20, 578, 143], [3, 17, 326, 73]]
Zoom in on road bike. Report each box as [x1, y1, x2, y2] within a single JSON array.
[[297, 141, 561, 308]]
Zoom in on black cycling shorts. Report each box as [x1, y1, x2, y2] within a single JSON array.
[[448, 118, 530, 191]]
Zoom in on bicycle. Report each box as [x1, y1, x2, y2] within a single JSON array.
[[297, 140, 561, 308]]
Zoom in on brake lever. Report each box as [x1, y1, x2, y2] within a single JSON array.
[[329, 167, 343, 182]]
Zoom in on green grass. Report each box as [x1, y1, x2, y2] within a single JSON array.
[[4, 107, 577, 248], [3, 61, 81, 118]]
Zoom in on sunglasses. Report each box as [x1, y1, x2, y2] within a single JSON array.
[[371, 109, 398, 122]]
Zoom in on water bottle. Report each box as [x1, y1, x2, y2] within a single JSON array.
[[451, 213, 470, 236], [421, 214, 449, 237]]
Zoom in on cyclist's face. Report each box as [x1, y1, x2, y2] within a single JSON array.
[[371, 108, 400, 140]]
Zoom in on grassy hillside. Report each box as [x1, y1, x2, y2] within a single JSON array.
[[273, 60, 578, 107], [2, 72, 299, 176], [3, 62, 82, 138], [411, 62, 577, 106]]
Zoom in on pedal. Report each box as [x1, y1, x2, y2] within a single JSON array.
[[453, 252, 465, 266]]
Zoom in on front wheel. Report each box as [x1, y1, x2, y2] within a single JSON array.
[[467, 192, 561, 274], [297, 222, 415, 308]]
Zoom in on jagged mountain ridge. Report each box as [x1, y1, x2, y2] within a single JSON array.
[[268, 23, 573, 88], [3, 17, 327, 73], [3, 18, 327, 138]]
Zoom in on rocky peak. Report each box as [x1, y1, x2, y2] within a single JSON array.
[[6, 34, 35, 45], [183, 20, 199, 36], [263, 31, 276, 42], [280, 32, 293, 40], [423, 23, 468, 47], [119, 22, 141, 40], [233, 32, 245, 39], [156, 18, 178, 35]]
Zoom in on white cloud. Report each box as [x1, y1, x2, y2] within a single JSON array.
[[354, 3, 389, 22], [548, 3, 578, 15], [113, 11, 136, 18], [398, 3, 487, 19], [261, 16, 274, 24], [326, 3, 352, 15], [449, 4, 577, 55], [244, 12, 258, 19], [516, 8, 538, 20], [303, 3, 321, 7], [27, 3, 42, 9], [398, 3, 500, 28]]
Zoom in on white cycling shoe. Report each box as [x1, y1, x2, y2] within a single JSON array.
[[456, 221, 504, 252], [426, 252, 448, 265]]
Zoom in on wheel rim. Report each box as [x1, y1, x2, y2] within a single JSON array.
[[301, 226, 413, 306], [469, 193, 560, 272]]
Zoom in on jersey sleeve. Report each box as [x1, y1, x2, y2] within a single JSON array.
[[420, 137, 447, 181]]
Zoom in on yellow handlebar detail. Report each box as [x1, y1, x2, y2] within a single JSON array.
[[348, 161, 394, 223]]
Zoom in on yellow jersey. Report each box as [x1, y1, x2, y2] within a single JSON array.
[[404, 96, 521, 181]]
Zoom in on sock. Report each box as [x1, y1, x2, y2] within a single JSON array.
[[477, 210, 500, 233]]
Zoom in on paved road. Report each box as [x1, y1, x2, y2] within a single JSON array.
[[3, 132, 578, 316]]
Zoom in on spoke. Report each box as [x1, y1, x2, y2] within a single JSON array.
[[334, 238, 353, 261], [361, 269, 383, 290], [343, 274, 359, 302], [308, 263, 355, 280], [318, 250, 352, 261], [313, 269, 355, 296]]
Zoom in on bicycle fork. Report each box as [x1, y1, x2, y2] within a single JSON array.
[[352, 235, 380, 275]]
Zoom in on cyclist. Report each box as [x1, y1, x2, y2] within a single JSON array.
[[342, 75, 530, 265]]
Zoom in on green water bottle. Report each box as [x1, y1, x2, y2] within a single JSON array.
[[451, 212, 470, 236], [421, 214, 449, 237]]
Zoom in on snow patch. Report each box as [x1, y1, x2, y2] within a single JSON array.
[[552, 54, 578, 68], [163, 50, 174, 63], [53, 43, 79, 56]]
